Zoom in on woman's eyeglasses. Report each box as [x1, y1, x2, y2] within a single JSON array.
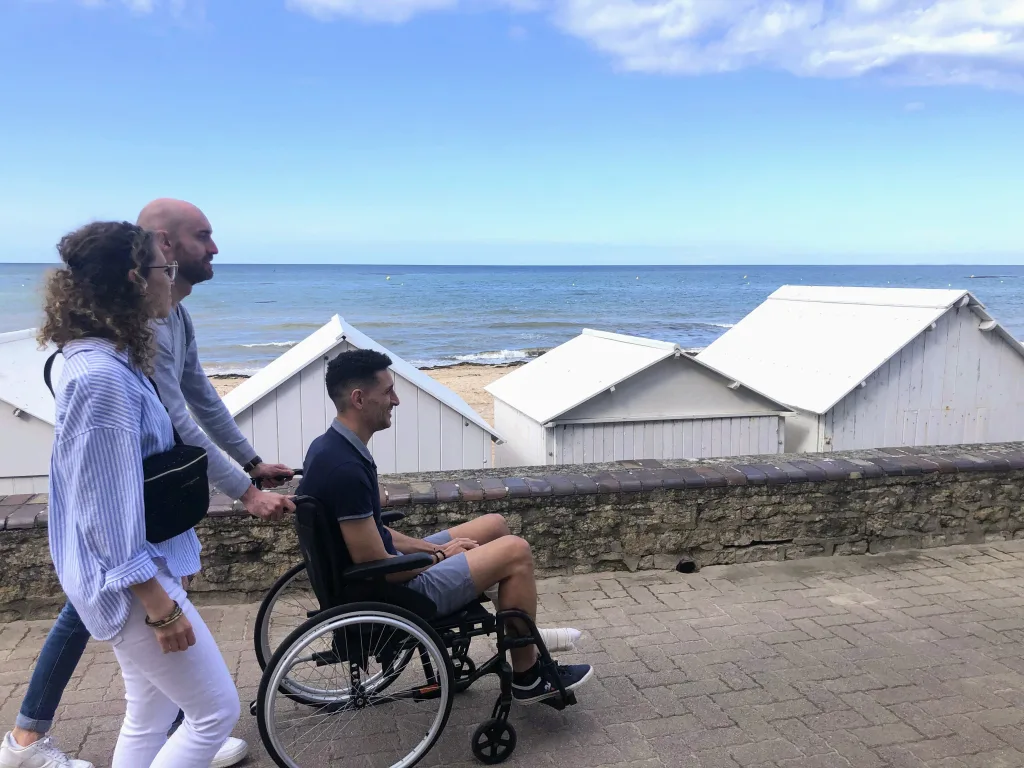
[[143, 262, 178, 281]]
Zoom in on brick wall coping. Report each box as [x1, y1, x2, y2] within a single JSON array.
[[4, 443, 1024, 532]]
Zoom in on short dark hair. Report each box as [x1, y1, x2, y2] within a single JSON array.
[[326, 349, 393, 408]]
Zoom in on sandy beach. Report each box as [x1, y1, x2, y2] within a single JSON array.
[[208, 362, 521, 425]]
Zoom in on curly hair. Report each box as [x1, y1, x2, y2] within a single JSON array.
[[39, 221, 159, 374]]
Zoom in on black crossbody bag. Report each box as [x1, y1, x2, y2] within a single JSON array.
[[44, 351, 211, 544]]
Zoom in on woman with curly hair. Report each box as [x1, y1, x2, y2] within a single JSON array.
[[33, 221, 239, 768]]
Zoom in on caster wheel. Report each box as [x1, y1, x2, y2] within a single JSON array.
[[471, 718, 516, 764], [249, 701, 258, 717]]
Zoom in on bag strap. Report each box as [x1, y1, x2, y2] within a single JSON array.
[[147, 375, 185, 446], [43, 350, 60, 397], [42, 348, 183, 446]]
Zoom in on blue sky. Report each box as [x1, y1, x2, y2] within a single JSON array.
[[1, 0, 1022, 265]]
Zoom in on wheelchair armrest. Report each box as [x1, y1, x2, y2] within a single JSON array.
[[380, 511, 405, 525], [343, 553, 433, 582]]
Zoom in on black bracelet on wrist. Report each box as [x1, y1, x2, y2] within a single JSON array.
[[145, 601, 183, 629]]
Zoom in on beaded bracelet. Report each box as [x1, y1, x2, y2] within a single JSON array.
[[145, 601, 183, 629]]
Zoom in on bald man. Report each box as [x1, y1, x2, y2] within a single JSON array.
[[0, 201, 290, 768], [139, 199, 296, 518]]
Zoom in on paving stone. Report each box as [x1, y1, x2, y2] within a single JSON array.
[[849, 723, 921, 747], [729, 739, 802, 766]]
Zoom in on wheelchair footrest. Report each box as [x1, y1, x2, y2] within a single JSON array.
[[539, 690, 577, 711]]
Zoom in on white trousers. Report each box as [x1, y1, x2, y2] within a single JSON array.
[[109, 569, 239, 768]]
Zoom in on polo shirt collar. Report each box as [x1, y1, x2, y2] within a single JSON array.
[[331, 419, 375, 466]]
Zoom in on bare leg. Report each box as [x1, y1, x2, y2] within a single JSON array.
[[448, 516, 581, 652], [462, 536, 538, 673], [446, 513, 510, 546], [11, 727, 42, 747]]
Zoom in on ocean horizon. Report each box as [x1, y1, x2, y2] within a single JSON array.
[[4, 263, 1023, 375]]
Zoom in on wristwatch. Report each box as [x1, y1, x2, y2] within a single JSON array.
[[243, 456, 263, 474]]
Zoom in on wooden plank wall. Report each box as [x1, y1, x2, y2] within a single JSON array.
[[827, 307, 1024, 451], [551, 415, 781, 465]]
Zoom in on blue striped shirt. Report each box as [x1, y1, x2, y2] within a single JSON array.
[[48, 339, 202, 641]]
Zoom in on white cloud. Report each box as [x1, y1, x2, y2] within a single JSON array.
[[285, 0, 460, 24], [904, 100, 925, 111], [76, 0, 199, 17], [290, 0, 1024, 89]]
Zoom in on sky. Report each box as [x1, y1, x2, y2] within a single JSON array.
[[0, 0, 1022, 265]]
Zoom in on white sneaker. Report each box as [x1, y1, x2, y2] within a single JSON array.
[[538, 627, 582, 652], [0, 733, 93, 768], [210, 737, 248, 768]]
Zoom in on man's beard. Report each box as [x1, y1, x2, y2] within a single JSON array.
[[177, 259, 212, 285]]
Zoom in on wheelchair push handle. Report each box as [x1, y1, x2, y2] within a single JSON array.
[[252, 467, 302, 491]]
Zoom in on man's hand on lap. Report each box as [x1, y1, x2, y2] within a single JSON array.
[[439, 538, 478, 557]]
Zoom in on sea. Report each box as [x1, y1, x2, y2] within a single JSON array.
[[3, 263, 1023, 375]]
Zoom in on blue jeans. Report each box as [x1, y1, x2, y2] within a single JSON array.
[[17, 599, 185, 735], [16, 601, 91, 733]]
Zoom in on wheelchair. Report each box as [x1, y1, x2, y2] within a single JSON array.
[[251, 491, 579, 768]]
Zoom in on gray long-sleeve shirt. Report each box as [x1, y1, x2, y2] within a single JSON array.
[[151, 303, 257, 500]]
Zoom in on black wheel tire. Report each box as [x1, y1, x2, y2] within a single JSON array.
[[254, 562, 310, 670], [471, 718, 517, 764]]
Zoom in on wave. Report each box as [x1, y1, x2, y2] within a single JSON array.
[[455, 349, 533, 363], [484, 321, 590, 330], [409, 348, 547, 369], [240, 341, 300, 349], [709, 323, 735, 329], [204, 365, 261, 377]]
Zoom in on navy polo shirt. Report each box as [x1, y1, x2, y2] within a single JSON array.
[[297, 419, 397, 569]]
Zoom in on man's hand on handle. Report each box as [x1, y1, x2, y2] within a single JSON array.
[[240, 485, 296, 521], [248, 462, 295, 489]]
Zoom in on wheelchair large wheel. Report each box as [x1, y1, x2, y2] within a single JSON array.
[[255, 562, 318, 671], [257, 601, 455, 768], [255, 566, 416, 706]]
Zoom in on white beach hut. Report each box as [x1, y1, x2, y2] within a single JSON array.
[[222, 315, 503, 473], [485, 328, 791, 468], [697, 286, 1024, 453], [0, 330, 60, 494]]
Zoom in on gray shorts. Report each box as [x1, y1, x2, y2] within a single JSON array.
[[404, 530, 480, 617]]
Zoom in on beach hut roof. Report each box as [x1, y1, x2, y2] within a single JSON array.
[[0, 329, 59, 425], [484, 328, 790, 425], [697, 285, 1024, 416], [222, 314, 502, 441]]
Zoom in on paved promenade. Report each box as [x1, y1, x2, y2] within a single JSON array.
[[4, 542, 1024, 767]]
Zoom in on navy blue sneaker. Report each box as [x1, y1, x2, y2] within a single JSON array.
[[512, 662, 593, 704]]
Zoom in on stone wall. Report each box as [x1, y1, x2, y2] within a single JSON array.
[[3, 443, 1023, 621]]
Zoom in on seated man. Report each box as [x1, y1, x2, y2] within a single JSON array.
[[297, 349, 593, 704]]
